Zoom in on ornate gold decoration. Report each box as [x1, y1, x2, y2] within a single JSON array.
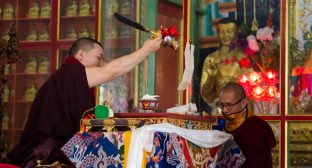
[[81, 117, 213, 132]]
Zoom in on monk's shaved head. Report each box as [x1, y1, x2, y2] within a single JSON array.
[[68, 37, 103, 56], [220, 82, 246, 100]]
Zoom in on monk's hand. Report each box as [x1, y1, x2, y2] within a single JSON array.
[[142, 35, 162, 53]]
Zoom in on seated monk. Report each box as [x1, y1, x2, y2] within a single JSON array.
[[200, 18, 253, 115], [217, 82, 276, 167]]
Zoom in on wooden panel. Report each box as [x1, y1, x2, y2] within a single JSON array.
[[156, 1, 182, 111]]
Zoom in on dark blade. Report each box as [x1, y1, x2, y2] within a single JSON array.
[[114, 13, 150, 33]]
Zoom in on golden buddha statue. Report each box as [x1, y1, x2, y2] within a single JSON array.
[[38, 29, 50, 41], [3, 83, 10, 102], [65, 0, 78, 16], [4, 64, 11, 74], [79, 0, 91, 16], [0, 6, 2, 19], [78, 28, 90, 38], [2, 112, 9, 130], [3, 2, 14, 20], [40, 0, 51, 18], [26, 29, 38, 41], [200, 18, 253, 114], [1, 33, 9, 41], [38, 56, 50, 73], [24, 56, 38, 73], [27, 1, 40, 18], [24, 81, 37, 101], [65, 28, 77, 39]]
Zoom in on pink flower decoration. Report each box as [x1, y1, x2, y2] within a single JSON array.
[[247, 35, 259, 52], [256, 27, 274, 41]]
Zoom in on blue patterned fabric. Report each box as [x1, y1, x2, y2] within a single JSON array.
[[215, 139, 246, 168], [212, 118, 246, 167], [61, 132, 124, 168], [146, 132, 192, 168], [62, 131, 238, 168]]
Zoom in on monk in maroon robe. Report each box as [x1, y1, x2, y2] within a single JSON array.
[[8, 36, 162, 167], [217, 82, 276, 167]]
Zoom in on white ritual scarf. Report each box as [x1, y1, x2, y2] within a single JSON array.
[[126, 123, 232, 168]]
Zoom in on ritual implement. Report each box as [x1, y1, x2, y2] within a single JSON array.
[[114, 13, 180, 50]]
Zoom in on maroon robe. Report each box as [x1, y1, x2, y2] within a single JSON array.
[[8, 57, 95, 167], [232, 116, 276, 168]]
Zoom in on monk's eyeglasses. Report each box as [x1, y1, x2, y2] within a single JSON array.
[[216, 98, 244, 109]]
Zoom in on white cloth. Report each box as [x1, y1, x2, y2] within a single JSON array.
[[166, 103, 197, 114], [126, 123, 232, 168], [177, 42, 195, 90]]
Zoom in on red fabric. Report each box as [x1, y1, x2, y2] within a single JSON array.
[[64, 56, 81, 64], [181, 138, 193, 168], [8, 57, 95, 167], [65, 56, 95, 96], [232, 116, 276, 168], [0, 164, 20, 168]]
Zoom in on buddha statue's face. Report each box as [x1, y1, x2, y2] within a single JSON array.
[[217, 23, 237, 46]]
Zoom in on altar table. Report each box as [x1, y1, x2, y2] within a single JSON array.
[[61, 131, 217, 167], [63, 113, 245, 167]]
